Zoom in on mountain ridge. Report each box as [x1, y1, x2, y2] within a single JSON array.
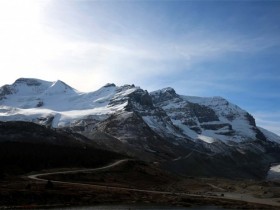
[[0, 78, 279, 143], [1, 78, 280, 178]]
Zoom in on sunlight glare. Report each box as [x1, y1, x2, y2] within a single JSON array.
[[0, 0, 62, 78]]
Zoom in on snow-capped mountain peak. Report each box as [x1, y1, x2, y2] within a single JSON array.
[[14, 78, 52, 87], [45, 80, 77, 95], [150, 87, 178, 103], [0, 79, 141, 128], [0, 78, 279, 153], [0, 78, 52, 97], [1, 78, 280, 179], [103, 83, 116, 88]]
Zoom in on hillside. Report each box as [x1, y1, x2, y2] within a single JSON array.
[[1, 78, 280, 178], [0, 121, 124, 176]]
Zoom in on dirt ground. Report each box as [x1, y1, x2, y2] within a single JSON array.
[[1, 161, 280, 209]]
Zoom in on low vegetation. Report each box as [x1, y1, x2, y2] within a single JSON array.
[[0, 142, 124, 177]]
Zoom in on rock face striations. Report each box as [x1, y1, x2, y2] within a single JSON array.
[[1, 78, 280, 178]]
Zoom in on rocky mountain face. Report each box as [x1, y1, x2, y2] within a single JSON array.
[[1, 78, 280, 178], [150, 88, 271, 147]]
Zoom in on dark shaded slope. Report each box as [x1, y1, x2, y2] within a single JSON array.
[[0, 121, 124, 177], [90, 111, 190, 161], [0, 121, 92, 146], [163, 140, 280, 180]]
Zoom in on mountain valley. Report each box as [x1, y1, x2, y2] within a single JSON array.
[[1, 78, 280, 179], [1, 78, 280, 208]]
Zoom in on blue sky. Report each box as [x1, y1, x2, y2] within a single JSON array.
[[0, 0, 279, 135]]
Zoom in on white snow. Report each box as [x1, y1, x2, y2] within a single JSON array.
[[151, 88, 261, 144], [267, 164, 280, 180], [182, 95, 256, 142], [230, 117, 255, 139], [259, 127, 280, 144], [171, 119, 197, 139], [197, 135, 216, 144], [0, 79, 132, 128], [142, 116, 184, 138], [270, 165, 280, 173], [1, 79, 279, 148], [2, 81, 117, 111]]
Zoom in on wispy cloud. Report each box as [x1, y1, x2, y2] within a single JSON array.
[[1, 0, 280, 97], [0, 0, 279, 140], [39, 30, 280, 89]]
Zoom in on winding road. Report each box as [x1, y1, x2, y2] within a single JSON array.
[[27, 159, 181, 195], [28, 159, 129, 182], [27, 159, 280, 208]]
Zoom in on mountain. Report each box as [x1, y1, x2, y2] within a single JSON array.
[[150, 88, 272, 145], [1, 78, 280, 178], [0, 121, 124, 176]]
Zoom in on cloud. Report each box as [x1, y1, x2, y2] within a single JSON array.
[[1, 0, 280, 94], [1, 31, 277, 92]]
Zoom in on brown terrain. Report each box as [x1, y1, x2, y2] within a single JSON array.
[[1, 159, 280, 209]]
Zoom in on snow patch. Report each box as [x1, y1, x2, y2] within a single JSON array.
[[0, 80, 135, 128], [259, 127, 280, 144], [197, 135, 216, 143]]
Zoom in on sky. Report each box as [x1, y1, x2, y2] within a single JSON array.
[[0, 0, 279, 135]]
